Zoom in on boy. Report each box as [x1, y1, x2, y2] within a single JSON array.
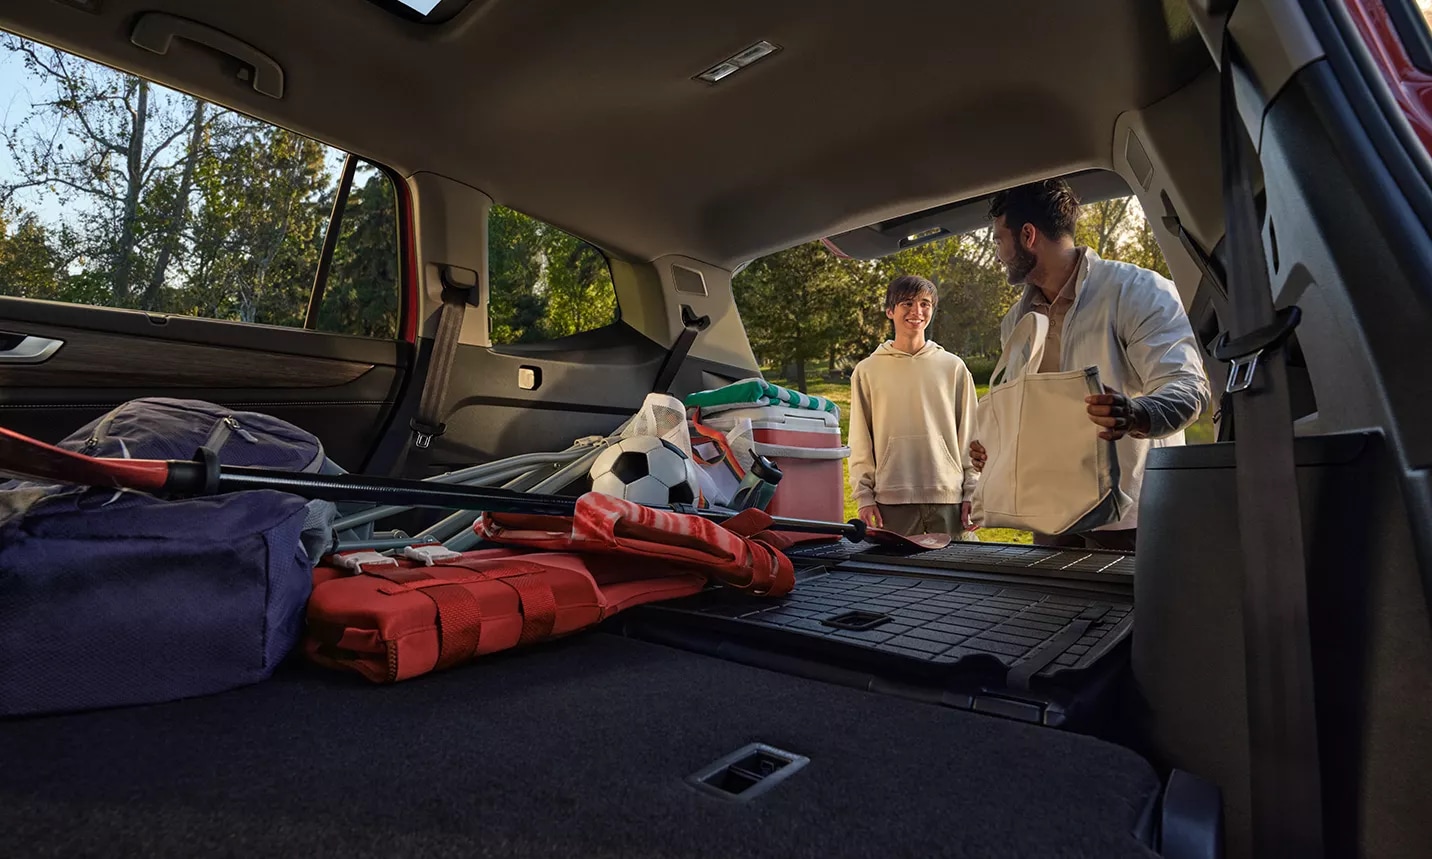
[[848, 274, 981, 538]]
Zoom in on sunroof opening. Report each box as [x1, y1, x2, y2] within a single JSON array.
[[368, 0, 471, 23]]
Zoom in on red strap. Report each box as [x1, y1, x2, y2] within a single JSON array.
[[365, 567, 485, 670], [719, 508, 776, 538], [501, 574, 558, 645], [425, 584, 485, 669], [689, 408, 746, 478]]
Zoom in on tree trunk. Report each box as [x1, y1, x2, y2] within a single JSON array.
[[142, 99, 205, 310], [112, 79, 148, 303]]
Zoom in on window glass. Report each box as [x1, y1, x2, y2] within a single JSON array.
[[0, 33, 401, 338], [487, 204, 617, 345]]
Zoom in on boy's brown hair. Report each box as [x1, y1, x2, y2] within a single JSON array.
[[884, 274, 938, 312]]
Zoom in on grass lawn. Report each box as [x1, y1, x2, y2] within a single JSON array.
[[762, 370, 1034, 545]]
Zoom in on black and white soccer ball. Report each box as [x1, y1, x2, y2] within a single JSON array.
[[588, 435, 701, 507]]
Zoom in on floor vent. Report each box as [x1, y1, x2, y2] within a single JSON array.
[[687, 743, 809, 802]]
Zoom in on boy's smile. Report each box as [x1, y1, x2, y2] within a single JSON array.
[[888, 298, 932, 336]]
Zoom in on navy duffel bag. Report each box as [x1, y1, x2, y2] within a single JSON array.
[[0, 398, 341, 717]]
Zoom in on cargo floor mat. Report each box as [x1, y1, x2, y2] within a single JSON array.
[[612, 551, 1135, 730], [0, 633, 1159, 858]]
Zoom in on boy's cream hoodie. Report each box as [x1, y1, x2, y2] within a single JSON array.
[[847, 340, 981, 509]]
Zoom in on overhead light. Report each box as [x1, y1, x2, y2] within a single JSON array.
[[696, 40, 782, 84], [905, 227, 945, 243]]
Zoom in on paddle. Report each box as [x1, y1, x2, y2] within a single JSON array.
[[0, 426, 951, 550]]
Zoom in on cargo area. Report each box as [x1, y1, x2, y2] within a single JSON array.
[[0, 539, 1179, 858], [0, 632, 1163, 859]]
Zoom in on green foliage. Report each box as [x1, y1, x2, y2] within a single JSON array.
[[735, 197, 1182, 394], [488, 204, 616, 345], [0, 36, 400, 339]]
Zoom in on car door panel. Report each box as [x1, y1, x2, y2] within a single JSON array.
[[424, 321, 749, 469], [0, 297, 407, 469]]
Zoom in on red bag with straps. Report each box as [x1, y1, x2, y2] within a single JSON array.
[[304, 544, 707, 683], [474, 491, 796, 598]]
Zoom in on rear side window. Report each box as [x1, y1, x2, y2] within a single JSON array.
[[0, 33, 403, 339], [487, 204, 617, 345]]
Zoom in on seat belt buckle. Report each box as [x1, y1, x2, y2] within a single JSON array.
[[409, 419, 446, 450], [1212, 306, 1302, 394], [1225, 350, 1262, 394]]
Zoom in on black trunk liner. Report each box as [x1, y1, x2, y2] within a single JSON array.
[[633, 568, 1132, 678], [0, 633, 1159, 858], [612, 541, 1136, 729]]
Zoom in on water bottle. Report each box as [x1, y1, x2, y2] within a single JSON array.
[[730, 454, 783, 511]]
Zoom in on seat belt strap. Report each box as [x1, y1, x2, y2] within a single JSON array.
[[651, 304, 711, 394], [409, 267, 475, 450], [1215, 28, 1324, 858]]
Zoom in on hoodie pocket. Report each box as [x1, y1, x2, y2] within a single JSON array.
[[877, 434, 962, 489]]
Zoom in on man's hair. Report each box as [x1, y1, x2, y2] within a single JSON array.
[[884, 274, 938, 312], [988, 179, 1081, 241]]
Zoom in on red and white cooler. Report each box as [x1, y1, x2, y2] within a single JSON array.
[[697, 405, 850, 524]]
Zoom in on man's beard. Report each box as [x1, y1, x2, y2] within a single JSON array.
[[1004, 244, 1037, 285]]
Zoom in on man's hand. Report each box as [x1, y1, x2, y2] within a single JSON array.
[[960, 500, 977, 532], [1085, 386, 1151, 441], [969, 440, 986, 472], [858, 505, 883, 529]]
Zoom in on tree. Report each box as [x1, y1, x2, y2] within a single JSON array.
[[0, 36, 204, 305], [733, 241, 860, 392], [542, 227, 616, 338], [178, 118, 329, 324], [1076, 198, 1133, 259], [317, 164, 401, 338], [488, 205, 547, 343], [141, 100, 206, 309]]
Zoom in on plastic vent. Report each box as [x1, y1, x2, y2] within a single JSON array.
[[1125, 129, 1154, 191], [672, 265, 708, 296], [687, 743, 809, 802], [821, 610, 891, 631]]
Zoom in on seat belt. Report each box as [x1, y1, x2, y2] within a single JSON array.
[[651, 304, 711, 395], [1212, 27, 1324, 858], [409, 266, 476, 451], [378, 265, 476, 478]]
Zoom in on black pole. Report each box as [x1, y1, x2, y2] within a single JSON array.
[[304, 154, 358, 330], [166, 456, 865, 540]]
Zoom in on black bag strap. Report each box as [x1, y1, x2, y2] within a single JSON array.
[[409, 266, 477, 451], [1214, 27, 1324, 857], [651, 304, 711, 395]]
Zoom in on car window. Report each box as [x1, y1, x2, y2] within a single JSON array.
[[487, 204, 617, 345], [0, 32, 402, 339]]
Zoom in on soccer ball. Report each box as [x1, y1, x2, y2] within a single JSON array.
[[588, 435, 701, 507]]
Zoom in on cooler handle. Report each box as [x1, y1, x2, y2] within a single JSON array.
[[751, 442, 851, 460]]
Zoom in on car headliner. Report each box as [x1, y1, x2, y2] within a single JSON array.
[[0, 0, 1212, 268]]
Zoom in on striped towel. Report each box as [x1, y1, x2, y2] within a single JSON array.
[[683, 378, 840, 418]]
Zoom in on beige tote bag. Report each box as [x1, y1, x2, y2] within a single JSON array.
[[969, 311, 1132, 535]]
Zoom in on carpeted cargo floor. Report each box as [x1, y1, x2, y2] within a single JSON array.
[[0, 633, 1160, 858]]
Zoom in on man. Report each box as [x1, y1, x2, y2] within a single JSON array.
[[969, 179, 1209, 551], [848, 274, 981, 540]]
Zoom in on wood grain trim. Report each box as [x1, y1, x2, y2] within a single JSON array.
[[0, 323, 374, 389]]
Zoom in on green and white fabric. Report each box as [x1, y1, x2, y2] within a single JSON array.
[[683, 378, 840, 419]]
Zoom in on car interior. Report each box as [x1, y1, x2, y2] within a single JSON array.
[[2, 0, 1431, 857]]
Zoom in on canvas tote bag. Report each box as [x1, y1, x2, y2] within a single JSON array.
[[969, 311, 1132, 535]]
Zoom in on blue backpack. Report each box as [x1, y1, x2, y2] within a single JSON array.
[[0, 398, 343, 717]]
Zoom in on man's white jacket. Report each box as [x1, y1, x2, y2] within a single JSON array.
[[997, 247, 1211, 531]]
